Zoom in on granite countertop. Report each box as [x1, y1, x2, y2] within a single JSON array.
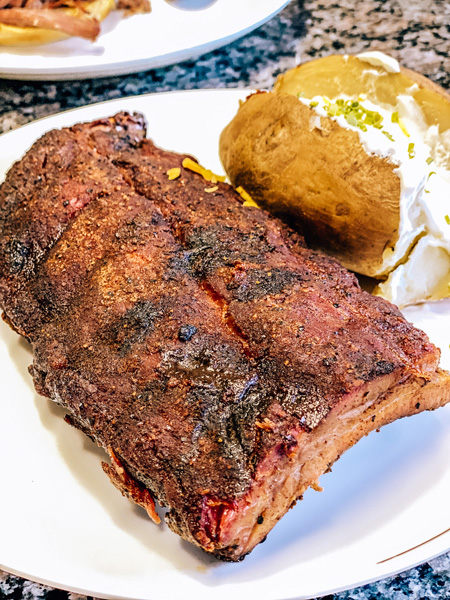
[[1, 0, 450, 598]]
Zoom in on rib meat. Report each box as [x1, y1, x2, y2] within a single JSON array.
[[1, 112, 449, 561]]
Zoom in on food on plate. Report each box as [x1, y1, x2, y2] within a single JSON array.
[[219, 52, 450, 308], [1, 112, 450, 561], [0, 0, 150, 45]]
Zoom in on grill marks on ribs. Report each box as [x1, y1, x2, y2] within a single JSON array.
[[1, 112, 449, 561]]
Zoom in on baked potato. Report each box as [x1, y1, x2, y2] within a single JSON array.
[[219, 52, 450, 307]]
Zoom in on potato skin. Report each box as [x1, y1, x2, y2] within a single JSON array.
[[219, 91, 401, 278]]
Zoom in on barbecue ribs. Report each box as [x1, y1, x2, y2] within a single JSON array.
[[1, 112, 449, 561]]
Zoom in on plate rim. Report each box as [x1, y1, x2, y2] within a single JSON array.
[[0, 87, 252, 139], [0, 89, 450, 600]]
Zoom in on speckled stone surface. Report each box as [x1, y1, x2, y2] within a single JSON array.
[[1, 0, 450, 598], [1, 0, 450, 134]]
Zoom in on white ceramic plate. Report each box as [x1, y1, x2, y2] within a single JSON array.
[[0, 0, 290, 81], [0, 90, 450, 600]]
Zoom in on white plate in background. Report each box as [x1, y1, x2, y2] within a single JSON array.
[[0, 0, 290, 81], [0, 90, 449, 600]]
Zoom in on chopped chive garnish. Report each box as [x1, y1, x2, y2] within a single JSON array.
[[445, 215, 450, 225], [307, 97, 414, 143], [426, 156, 434, 165], [307, 96, 386, 133], [398, 118, 410, 137], [391, 110, 410, 136], [346, 113, 358, 127], [382, 130, 395, 142], [327, 104, 339, 116]]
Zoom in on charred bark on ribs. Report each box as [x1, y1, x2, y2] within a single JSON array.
[[0, 112, 449, 561]]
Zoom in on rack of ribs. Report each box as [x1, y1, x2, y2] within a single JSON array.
[[1, 112, 449, 561]]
